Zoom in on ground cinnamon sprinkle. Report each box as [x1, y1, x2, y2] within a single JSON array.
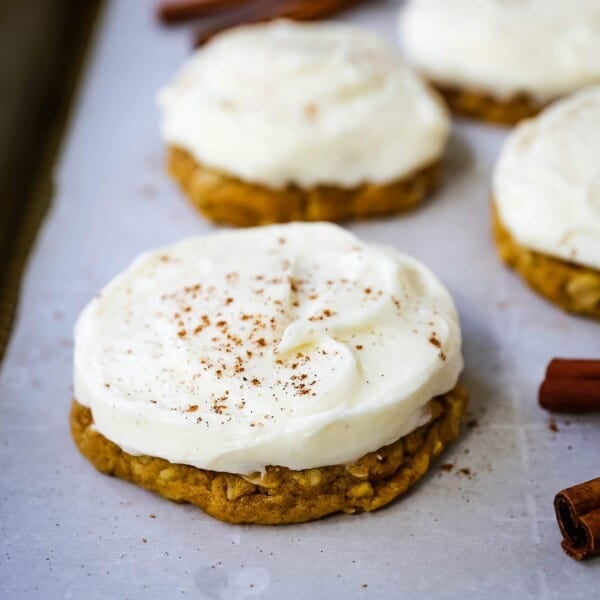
[[309, 308, 336, 322], [304, 103, 318, 119], [428, 334, 441, 348], [150, 240, 435, 429]]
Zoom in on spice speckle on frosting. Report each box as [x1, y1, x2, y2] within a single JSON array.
[[75, 223, 461, 472]]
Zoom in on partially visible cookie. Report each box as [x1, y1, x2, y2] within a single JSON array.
[[399, 0, 600, 125], [493, 207, 600, 319], [72, 223, 466, 524], [71, 385, 467, 525], [492, 87, 600, 317], [159, 20, 450, 225]]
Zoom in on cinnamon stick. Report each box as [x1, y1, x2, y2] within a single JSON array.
[[546, 358, 600, 381], [157, 0, 246, 23], [538, 358, 600, 413], [279, 0, 360, 20], [554, 477, 600, 560], [539, 379, 600, 413], [193, 0, 360, 47]]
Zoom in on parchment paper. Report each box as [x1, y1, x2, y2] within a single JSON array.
[[1, 1, 599, 598]]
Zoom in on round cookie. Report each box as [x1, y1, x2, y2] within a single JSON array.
[[399, 0, 600, 125], [492, 87, 600, 318], [72, 223, 466, 524], [159, 20, 450, 225]]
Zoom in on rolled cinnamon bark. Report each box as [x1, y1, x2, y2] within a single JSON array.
[[193, 0, 360, 46], [546, 359, 600, 381], [539, 358, 600, 413], [539, 379, 600, 413], [554, 478, 600, 560], [158, 0, 246, 23], [194, 0, 276, 47]]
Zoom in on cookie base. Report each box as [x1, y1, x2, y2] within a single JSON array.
[[167, 146, 440, 227], [70, 384, 467, 525], [433, 83, 545, 126], [493, 205, 600, 318]]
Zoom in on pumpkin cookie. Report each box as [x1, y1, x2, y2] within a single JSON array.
[[73, 223, 466, 524], [159, 20, 449, 225], [492, 87, 600, 318], [71, 385, 467, 525], [399, 0, 600, 125]]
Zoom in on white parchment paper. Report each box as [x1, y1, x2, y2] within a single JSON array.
[[1, 1, 599, 598]]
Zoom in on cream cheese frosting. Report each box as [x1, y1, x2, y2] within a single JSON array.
[[74, 223, 463, 474], [158, 20, 449, 189], [399, 0, 600, 102], [494, 86, 600, 271]]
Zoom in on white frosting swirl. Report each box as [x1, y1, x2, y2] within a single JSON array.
[[494, 86, 600, 270], [158, 20, 449, 189], [399, 0, 600, 101], [74, 223, 463, 473]]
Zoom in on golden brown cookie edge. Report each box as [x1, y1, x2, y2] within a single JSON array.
[[492, 203, 600, 318], [70, 384, 468, 525], [167, 146, 441, 227], [432, 82, 546, 126]]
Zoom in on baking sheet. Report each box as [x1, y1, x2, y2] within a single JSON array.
[[1, 0, 599, 597]]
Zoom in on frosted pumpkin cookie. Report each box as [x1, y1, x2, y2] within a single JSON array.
[[493, 87, 600, 318], [399, 0, 600, 125], [72, 223, 467, 524], [158, 20, 450, 226]]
